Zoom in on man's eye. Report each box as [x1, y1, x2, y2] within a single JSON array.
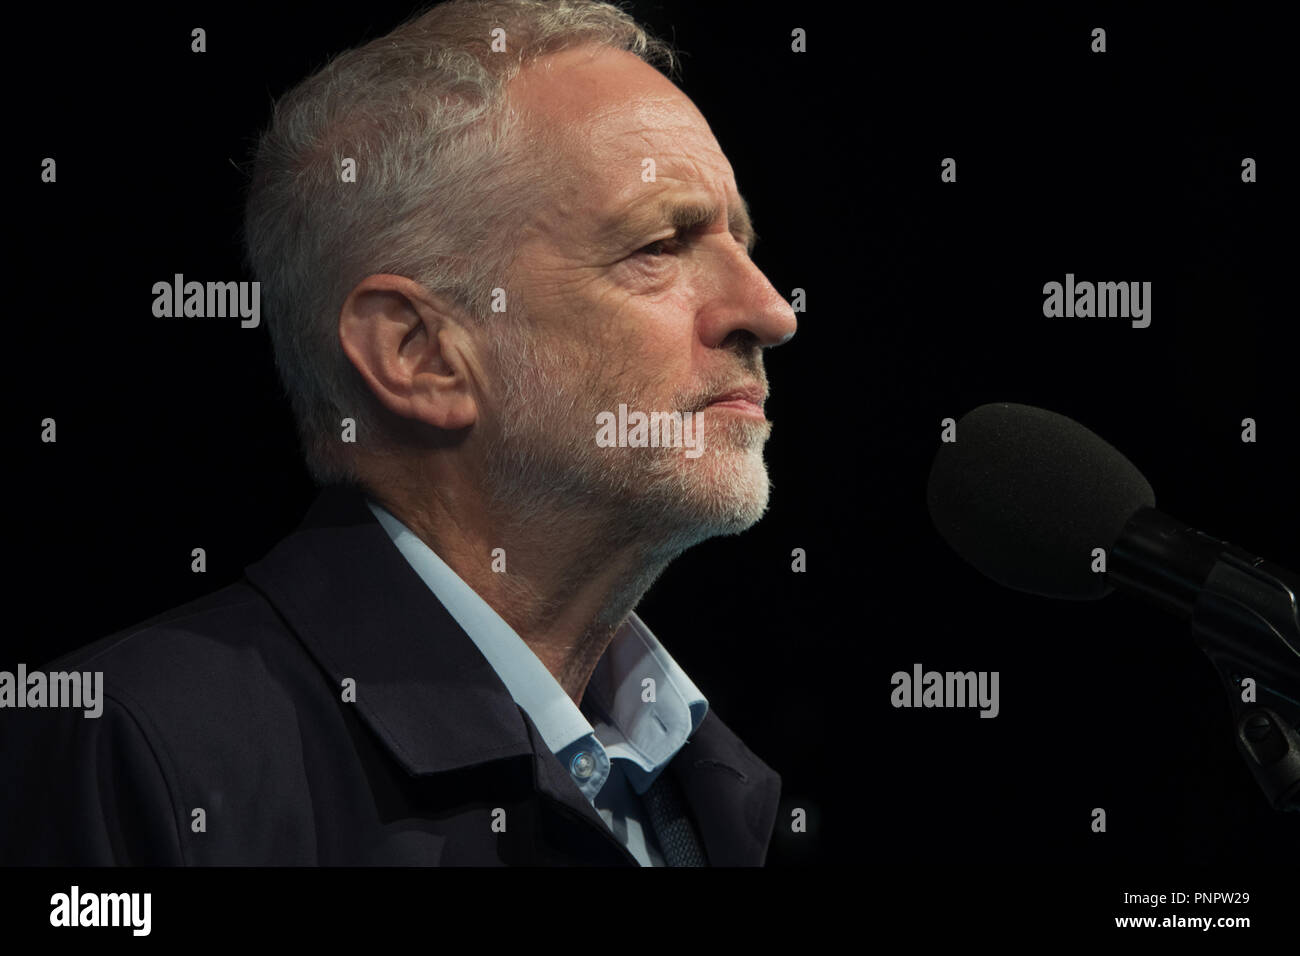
[[636, 236, 683, 257]]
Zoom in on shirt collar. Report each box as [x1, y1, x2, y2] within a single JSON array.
[[365, 498, 707, 789]]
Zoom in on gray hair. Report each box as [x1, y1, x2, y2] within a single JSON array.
[[242, 0, 677, 486]]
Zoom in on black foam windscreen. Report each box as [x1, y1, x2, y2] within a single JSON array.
[[927, 403, 1157, 599]]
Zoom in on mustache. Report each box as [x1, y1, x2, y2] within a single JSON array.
[[676, 358, 767, 414]]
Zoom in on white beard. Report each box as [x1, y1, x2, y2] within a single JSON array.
[[481, 319, 773, 557]]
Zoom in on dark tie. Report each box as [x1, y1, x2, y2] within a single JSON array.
[[642, 768, 708, 866]]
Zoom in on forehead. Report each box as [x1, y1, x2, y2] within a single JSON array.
[[508, 46, 740, 222]]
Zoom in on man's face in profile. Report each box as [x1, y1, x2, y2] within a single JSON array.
[[481, 45, 797, 551]]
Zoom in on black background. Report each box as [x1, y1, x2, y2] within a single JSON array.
[[10, 0, 1299, 886]]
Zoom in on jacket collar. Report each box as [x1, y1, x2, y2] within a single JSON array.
[[243, 483, 535, 776], [243, 484, 782, 864]]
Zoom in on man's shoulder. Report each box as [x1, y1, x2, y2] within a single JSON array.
[[4, 580, 337, 864], [42, 579, 328, 752], [50, 580, 301, 695]]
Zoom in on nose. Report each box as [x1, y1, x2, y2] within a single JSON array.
[[696, 242, 798, 350]]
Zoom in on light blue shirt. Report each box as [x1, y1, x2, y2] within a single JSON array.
[[366, 498, 709, 867]]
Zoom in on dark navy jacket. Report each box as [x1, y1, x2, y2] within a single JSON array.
[[0, 485, 782, 865]]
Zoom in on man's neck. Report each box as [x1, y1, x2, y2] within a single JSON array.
[[372, 483, 676, 705]]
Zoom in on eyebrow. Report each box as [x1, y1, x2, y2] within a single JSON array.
[[607, 195, 758, 255]]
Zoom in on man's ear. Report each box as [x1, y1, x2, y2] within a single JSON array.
[[338, 274, 478, 431]]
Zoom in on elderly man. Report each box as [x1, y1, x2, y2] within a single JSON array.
[[1, 0, 795, 866]]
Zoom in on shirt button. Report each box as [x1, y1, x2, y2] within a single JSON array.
[[570, 751, 595, 779]]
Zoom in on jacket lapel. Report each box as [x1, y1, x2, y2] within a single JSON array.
[[668, 710, 783, 866]]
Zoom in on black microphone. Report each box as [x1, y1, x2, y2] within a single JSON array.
[[926, 402, 1300, 808]]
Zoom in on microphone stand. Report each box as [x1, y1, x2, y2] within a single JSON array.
[[1109, 509, 1300, 811], [1191, 550, 1300, 811]]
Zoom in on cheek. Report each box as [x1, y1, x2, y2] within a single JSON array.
[[621, 290, 693, 356], [576, 285, 696, 363], [602, 297, 699, 401], [618, 284, 698, 342]]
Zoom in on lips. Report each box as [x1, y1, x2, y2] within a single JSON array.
[[706, 383, 767, 407]]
